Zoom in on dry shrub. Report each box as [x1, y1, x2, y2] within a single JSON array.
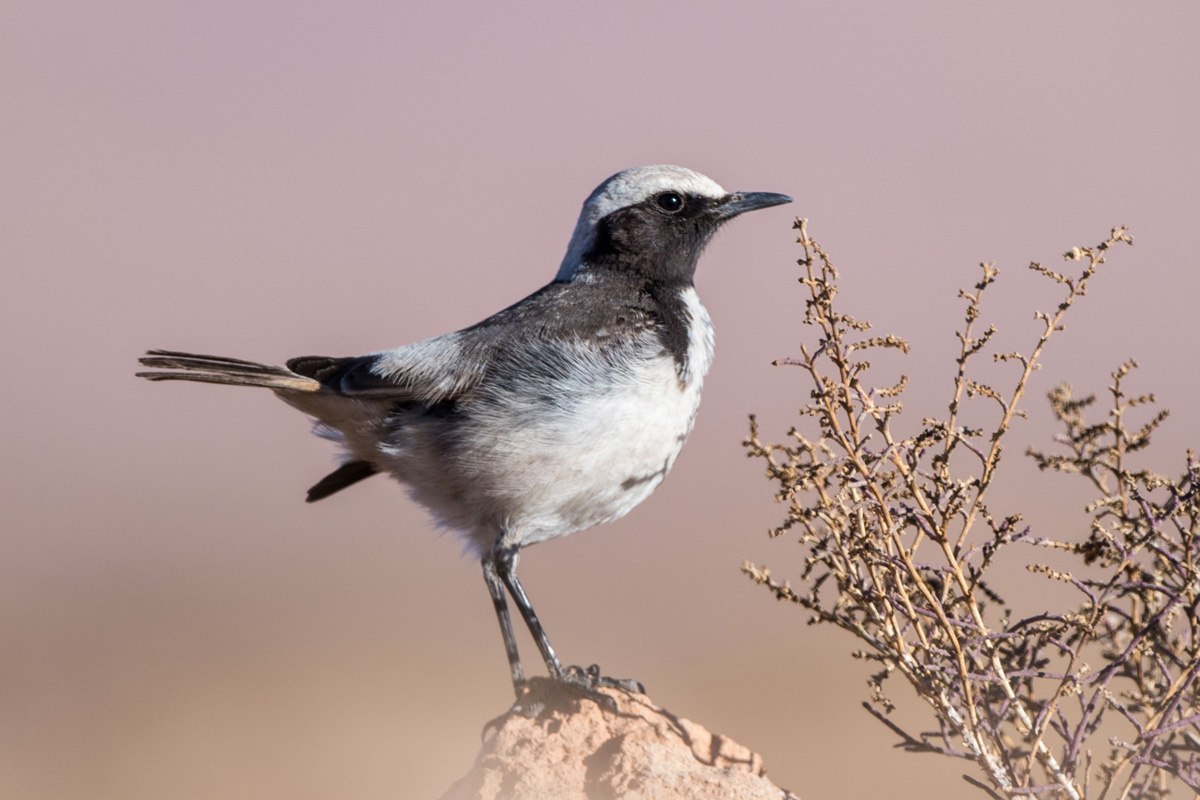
[[746, 221, 1200, 798]]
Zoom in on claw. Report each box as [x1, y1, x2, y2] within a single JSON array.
[[567, 663, 644, 694], [506, 670, 644, 718], [593, 671, 646, 694], [558, 664, 644, 712]]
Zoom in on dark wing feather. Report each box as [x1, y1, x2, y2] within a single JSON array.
[[306, 460, 379, 503]]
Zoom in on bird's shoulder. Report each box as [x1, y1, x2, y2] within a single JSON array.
[[477, 278, 702, 372], [463, 279, 666, 346]]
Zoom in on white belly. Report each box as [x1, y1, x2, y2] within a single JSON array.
[[487, 352, 705, 547]]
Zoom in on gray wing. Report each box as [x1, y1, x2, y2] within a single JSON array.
[[290, 280, 658, 404], [288, 331, 487, 406]]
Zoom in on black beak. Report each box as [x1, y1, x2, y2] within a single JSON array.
[[715, 191, 793, 221]]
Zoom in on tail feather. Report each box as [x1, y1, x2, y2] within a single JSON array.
[[137, 349, 321, 392]]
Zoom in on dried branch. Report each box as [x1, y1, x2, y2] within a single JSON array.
[[745, 221, 1200, 796]]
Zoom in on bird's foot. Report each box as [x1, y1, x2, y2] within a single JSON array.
[[555, 664, 644, 714], [508, 666, 645, 718], [562, 663, 645, 695]]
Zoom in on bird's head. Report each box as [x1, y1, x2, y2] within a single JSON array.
[[556, 165, 792, 285]]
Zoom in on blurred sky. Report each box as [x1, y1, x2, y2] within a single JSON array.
[[3, 3, 1199, 799]]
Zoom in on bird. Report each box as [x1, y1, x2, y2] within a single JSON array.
[[137, 164, 792, 704]]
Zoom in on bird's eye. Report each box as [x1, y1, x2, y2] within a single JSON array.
[[654, 192, 684, 213]]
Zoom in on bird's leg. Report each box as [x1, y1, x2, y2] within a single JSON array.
[[493, 544, 564, 680], [493, 543, 645, 705], [482, 556, 526, 699]]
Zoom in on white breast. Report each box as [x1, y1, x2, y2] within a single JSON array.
[[505, 288, 713, 548]]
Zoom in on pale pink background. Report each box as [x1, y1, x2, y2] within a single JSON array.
[[4, 3, 1199, 798]]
